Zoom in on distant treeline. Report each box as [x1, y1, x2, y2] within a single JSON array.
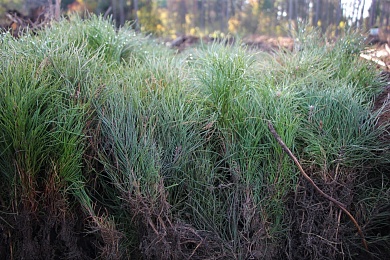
[[1, 0, 390, 37]]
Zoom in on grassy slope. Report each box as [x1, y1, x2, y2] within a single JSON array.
[[0, 16, 389, 259]]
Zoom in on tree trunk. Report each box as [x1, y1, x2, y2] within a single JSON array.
[[359, 0, 365, 29], [288, 0, 293, 31], [111, 0, 117, 26], [336, 0, 342, 36], [134, 0, 139, 31], [118, 0, 125, 27], [198, 0, 205, 30], [313, 0, 321, 26], [54, 0, 61, 20], [370, 0, 377, 27]]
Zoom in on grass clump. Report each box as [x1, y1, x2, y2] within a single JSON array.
[[0, 15, 389, 260], [0, 38, 94, 259]]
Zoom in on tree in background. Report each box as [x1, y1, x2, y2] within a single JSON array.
[[1, 0, 388, 37]]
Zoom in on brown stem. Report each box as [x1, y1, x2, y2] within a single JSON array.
[[267, 120, 369, 252]]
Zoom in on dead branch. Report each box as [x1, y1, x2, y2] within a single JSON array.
[[267, 120, 369, 252]]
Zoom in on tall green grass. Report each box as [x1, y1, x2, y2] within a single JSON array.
[[0, 15, 389, 259]]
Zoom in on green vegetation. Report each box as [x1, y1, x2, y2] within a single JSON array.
[[0, 15, 389, 259]]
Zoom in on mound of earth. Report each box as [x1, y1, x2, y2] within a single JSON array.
[[166, 34, 294, 52]]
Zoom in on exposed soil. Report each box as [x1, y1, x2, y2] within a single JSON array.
[[243, 34, 295, 51], [0, 199, 99, 259], [165, 34, 294, 53]]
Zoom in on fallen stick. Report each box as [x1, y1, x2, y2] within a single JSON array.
[[267, 120, 369, 252]]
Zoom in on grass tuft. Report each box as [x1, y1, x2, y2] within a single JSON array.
[[0, 15, 389, 259]]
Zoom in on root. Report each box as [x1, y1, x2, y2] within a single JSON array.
[[267, 120, 369, 252]]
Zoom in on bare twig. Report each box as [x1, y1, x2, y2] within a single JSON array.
[[267, 120, 369, 252]]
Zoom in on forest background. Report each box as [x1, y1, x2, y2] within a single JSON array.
[[0, 0, 389, 38]]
